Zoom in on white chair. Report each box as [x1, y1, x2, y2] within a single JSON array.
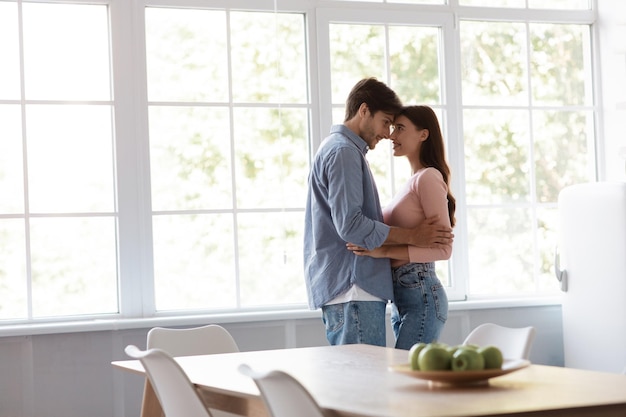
[[125, 345, 213, 417], [238, 364, 326, 417], [463, 323, 536, 360], [145, 324, 240, 417], [147, 324, 239, 356]]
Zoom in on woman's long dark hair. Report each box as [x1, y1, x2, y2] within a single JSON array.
[[398, 105, 456, 227]]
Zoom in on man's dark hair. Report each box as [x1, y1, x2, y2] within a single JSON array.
[[344, 77, 403, 122]]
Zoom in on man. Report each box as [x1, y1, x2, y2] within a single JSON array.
[[304, 78, 453, 346]]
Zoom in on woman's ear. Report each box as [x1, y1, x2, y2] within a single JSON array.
[[420, 129, 430, 142]]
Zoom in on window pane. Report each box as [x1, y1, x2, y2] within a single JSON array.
[[467, 208, 536, 296], [22, 3, 110, 100], [230, 12, 307, 103], [0, 2, 20, 99], [238, 212, 305, 307], [0, 219, 27, 320], [469, 206, 559, 297], [0, 105, 23, 213], [461, 21, 528, 106], [330, 24, 386, 104], [145, 8, 228, 102], [26, 105, 115, 213], [149, 106, 233, 211], [30, 218, 118, 316], [537, 207, 561, 293], [331, 107, 344, 125], [365, 140, 390, 207], [463, 109, 531, 204], [389, 25, 441, 104], [369, 142, 399, 205], [233, 108, 309, 209], [152, 214, 236, 311], [534, 110, 595, 203], [531, 24, 591, 106]]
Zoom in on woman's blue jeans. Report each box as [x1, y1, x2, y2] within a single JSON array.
[[321, 301, 387, 346], [391, 262, 448, 350]]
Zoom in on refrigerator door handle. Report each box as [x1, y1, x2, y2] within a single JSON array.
[[554, 246, 568, 292]]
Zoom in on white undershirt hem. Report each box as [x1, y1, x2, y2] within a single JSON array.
[[324, 284, 385, 305]]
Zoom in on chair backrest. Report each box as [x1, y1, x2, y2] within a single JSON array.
[[463, 323, 536, 360], [125, 345, 213, 417], [146, 325, 239, 417], [238, 364, 326, 417], [147, 324, 239, 356]]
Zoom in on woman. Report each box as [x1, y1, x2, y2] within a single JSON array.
[[348, 105, 456, 350]]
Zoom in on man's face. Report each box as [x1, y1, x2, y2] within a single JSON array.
[[360, 108, 395, 150]]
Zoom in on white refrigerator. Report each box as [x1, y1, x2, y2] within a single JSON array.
[[557, 182, 626, 374]]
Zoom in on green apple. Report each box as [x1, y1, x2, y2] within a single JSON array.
[[478, 345, 504, 369], [418, 344, 452, 371], [451, 347, 485, 371], [408, 343, 427, 370], [446, 345, 459, 355]]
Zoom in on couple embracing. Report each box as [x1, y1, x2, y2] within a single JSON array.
[[304, 77, 456, 350]]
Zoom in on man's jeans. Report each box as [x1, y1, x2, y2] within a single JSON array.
[[321, 300, 387, 346], [391, 262, 448, 350]]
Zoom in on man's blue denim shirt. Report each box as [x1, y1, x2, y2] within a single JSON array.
[[304, 125, 393, 309]]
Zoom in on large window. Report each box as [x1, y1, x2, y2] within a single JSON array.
[[144, 8, 309, 311], [0, 0, 598, 324], [460, 21, 595, 296], [0, 2, 118, 320]]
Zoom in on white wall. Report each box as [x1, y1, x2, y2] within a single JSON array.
[[0, 305, 563, 417]]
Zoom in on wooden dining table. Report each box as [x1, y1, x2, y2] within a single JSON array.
[[112, 344, 626, 417]]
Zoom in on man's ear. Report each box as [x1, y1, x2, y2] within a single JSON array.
[[358, 102, 369, 117]]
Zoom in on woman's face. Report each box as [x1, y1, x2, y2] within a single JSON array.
[[389, 114, 428, 157]]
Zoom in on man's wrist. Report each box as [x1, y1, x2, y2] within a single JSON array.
[[385, 227, 413, 246]]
